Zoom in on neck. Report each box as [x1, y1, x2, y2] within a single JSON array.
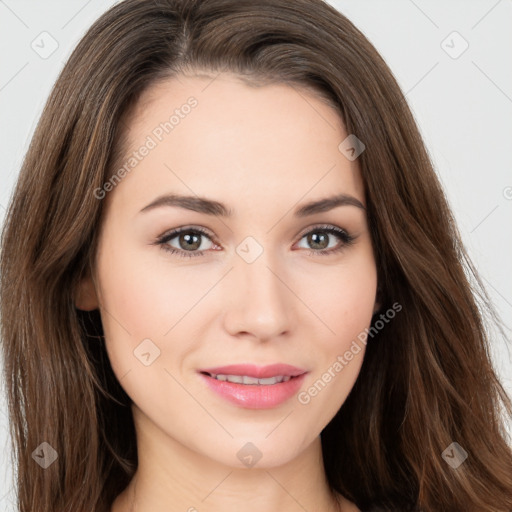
[[111, 404, 354, 512]]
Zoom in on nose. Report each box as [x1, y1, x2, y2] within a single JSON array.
[[222, 250, 295, 342]]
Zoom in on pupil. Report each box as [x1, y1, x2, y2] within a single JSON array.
[[309, 232, 328, 250], [177, 231, 330, 252], [180, 233, 200, 250]]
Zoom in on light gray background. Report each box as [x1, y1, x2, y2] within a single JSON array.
[[1, 1, 511, 509]]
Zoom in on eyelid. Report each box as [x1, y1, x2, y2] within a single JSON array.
[[156, 223, 349, 242], [293, 223, 355, 254], [157, 224, 216, 241], [296, 222, 345, 239], [155, 225, 218, 257], [155, 223, 355, 258]]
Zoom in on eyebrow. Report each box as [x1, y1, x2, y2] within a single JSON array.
[[139, 193, 365, 217]]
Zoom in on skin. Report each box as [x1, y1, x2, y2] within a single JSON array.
[[76, 72, 377, 512]]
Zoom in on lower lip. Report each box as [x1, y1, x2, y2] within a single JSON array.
[[199, 373, 307, 409]]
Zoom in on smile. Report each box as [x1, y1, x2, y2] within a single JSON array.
[[205, 373, 292, 385], [197, 364, 308, 409]]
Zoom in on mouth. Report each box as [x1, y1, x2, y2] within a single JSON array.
[[198, 363, 307, 379], [201, 372, 294, 385], [197, 364, 308, 409]]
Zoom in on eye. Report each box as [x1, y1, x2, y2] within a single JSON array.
[[156, 226, 216, 258], [155, 224, 355, 259], [296, 224, 355, 256]]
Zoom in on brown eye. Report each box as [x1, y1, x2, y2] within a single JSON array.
[[306, 232, 330, 250], [176, 232, 202, 251], [296, 225, 355, 255], [157, 227, 215, 258]]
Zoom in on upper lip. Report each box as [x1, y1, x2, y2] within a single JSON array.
[[199, 364, 308, 379]]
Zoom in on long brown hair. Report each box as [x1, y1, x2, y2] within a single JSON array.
[[1, 0, 511, 511]]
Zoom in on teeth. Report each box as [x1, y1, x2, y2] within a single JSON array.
[[242, 376, 260, 385], [209, 374, 292, 385]]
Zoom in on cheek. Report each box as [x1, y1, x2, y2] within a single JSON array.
[[93, 236, 166, 375], [96, 224, 376, 378], [94, 236, 217, 379], [303, 248, 377, 350], [96, 237, 201, 336], [332, 275, 377, 347], [295, 255, 376, 424]]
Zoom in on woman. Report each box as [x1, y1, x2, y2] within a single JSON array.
[[1, 0, 511, 511]]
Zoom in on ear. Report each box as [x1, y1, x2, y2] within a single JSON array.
[[75, 275, 99, 311]]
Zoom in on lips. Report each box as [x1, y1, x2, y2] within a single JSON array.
[[199, 363, 307, 379], [198, 364, 308, 409]]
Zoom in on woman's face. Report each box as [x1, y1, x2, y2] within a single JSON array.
[[80, 73, 378, 468]]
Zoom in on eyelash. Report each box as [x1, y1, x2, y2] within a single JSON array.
[[155, 224, 355, 259]]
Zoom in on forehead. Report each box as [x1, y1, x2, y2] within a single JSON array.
[[104, 73, 365, 217]]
